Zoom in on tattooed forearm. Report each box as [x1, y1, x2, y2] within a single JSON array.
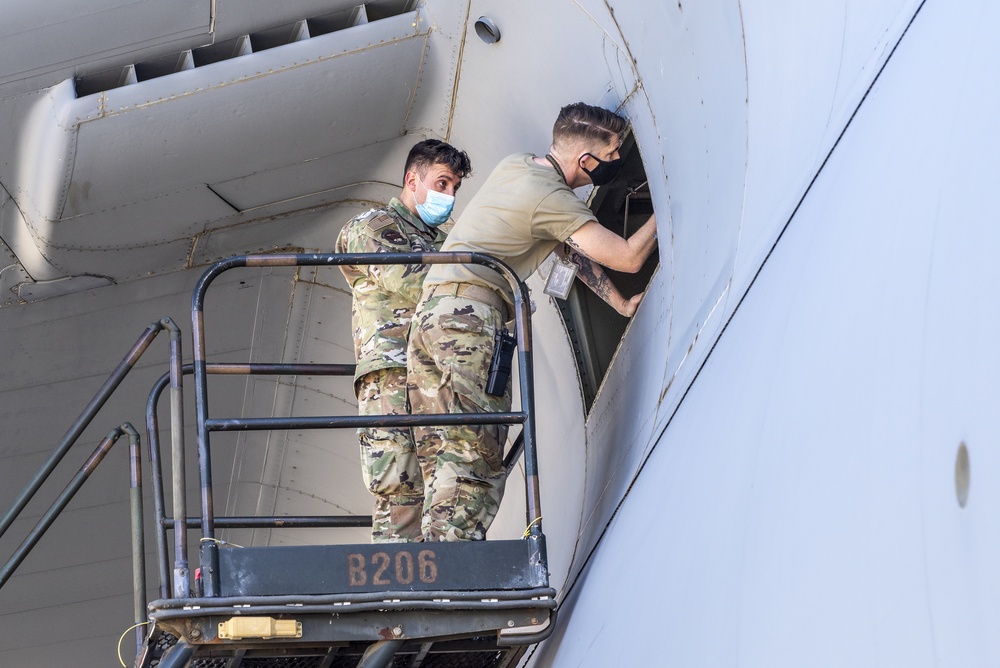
[[564, 243, 612, 302], [565, 236, 598, 261]]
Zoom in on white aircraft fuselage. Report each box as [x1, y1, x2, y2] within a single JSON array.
[[1, 0, 997, 666]]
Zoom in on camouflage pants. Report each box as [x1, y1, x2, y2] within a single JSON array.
[[357, 367, 423, 542], [407, 293, 510, 541]]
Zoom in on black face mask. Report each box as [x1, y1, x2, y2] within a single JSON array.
[[581, 153, 624, 186]]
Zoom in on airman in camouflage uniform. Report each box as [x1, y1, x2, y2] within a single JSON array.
[[337, 139, 471, 542]]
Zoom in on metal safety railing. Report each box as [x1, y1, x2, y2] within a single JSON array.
[[0, 317, 184, 654], [183, 252, 541, 598], [0, 251, 545, 663], [144, 364, 527, 602]]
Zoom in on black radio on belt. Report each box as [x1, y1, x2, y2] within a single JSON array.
[[486, 328, 517, 396]]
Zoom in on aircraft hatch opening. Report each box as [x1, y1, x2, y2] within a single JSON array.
[[554, 132, 658, 410]]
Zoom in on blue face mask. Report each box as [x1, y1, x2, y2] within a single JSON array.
[[415, 178, 455, 227]]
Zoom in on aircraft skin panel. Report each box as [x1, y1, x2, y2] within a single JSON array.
[[401, 0, 470, 141], [451, 1, 633, 195], [530, 0, 1000, 664], [0, 594, 138, 668], [1, 12, 427, 286], [184, 201, 361, 267], [0, 0, 211, 92], [63, 12, 423, 207], [1, 80, 78, 234], [552, 0, 931, 587], [209, 0, 383, 45], [735, 0, 923, 292], [204, 138, 418, 215], [0, 0, 388, 96], [612, 0, 748, 354]]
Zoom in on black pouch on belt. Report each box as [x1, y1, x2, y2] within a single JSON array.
[[486, 328, 517, 396]]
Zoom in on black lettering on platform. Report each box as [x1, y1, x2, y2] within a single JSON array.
[[346, 549, 438, 587]]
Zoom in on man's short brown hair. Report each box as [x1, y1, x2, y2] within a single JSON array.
[[552, 102, 627, 149], [404, 139, 472, 180]]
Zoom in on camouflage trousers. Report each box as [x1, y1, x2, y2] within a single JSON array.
[[356, 367, 423, 542], [407, 292, 510, 542]]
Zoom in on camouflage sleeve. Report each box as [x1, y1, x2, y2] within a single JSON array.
[[370, 245, 428, 305], [342, 213, 428, 304], [336, 216, 368, 288]]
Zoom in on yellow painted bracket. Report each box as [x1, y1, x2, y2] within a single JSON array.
[[218, 617, 302, 640]]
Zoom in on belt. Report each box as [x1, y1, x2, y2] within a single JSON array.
[[427, 282, 510, 319]]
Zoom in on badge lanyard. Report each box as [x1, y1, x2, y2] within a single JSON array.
[[542, 154, 579, 300]]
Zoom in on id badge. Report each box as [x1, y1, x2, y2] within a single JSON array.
[[543, 257, 578, 300]]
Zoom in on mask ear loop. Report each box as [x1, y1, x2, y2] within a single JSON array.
[[405, 170, 424, 206], [417, 174, 451, 201]]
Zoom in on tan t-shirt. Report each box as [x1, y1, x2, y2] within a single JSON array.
[[424, 153, 595, 301]]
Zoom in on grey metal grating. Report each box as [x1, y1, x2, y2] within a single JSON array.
[[190, 659, 232, 668], [234, 658, 323, 668]]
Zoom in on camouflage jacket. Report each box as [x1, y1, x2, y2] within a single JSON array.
[[336, 198, 446, 381]]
